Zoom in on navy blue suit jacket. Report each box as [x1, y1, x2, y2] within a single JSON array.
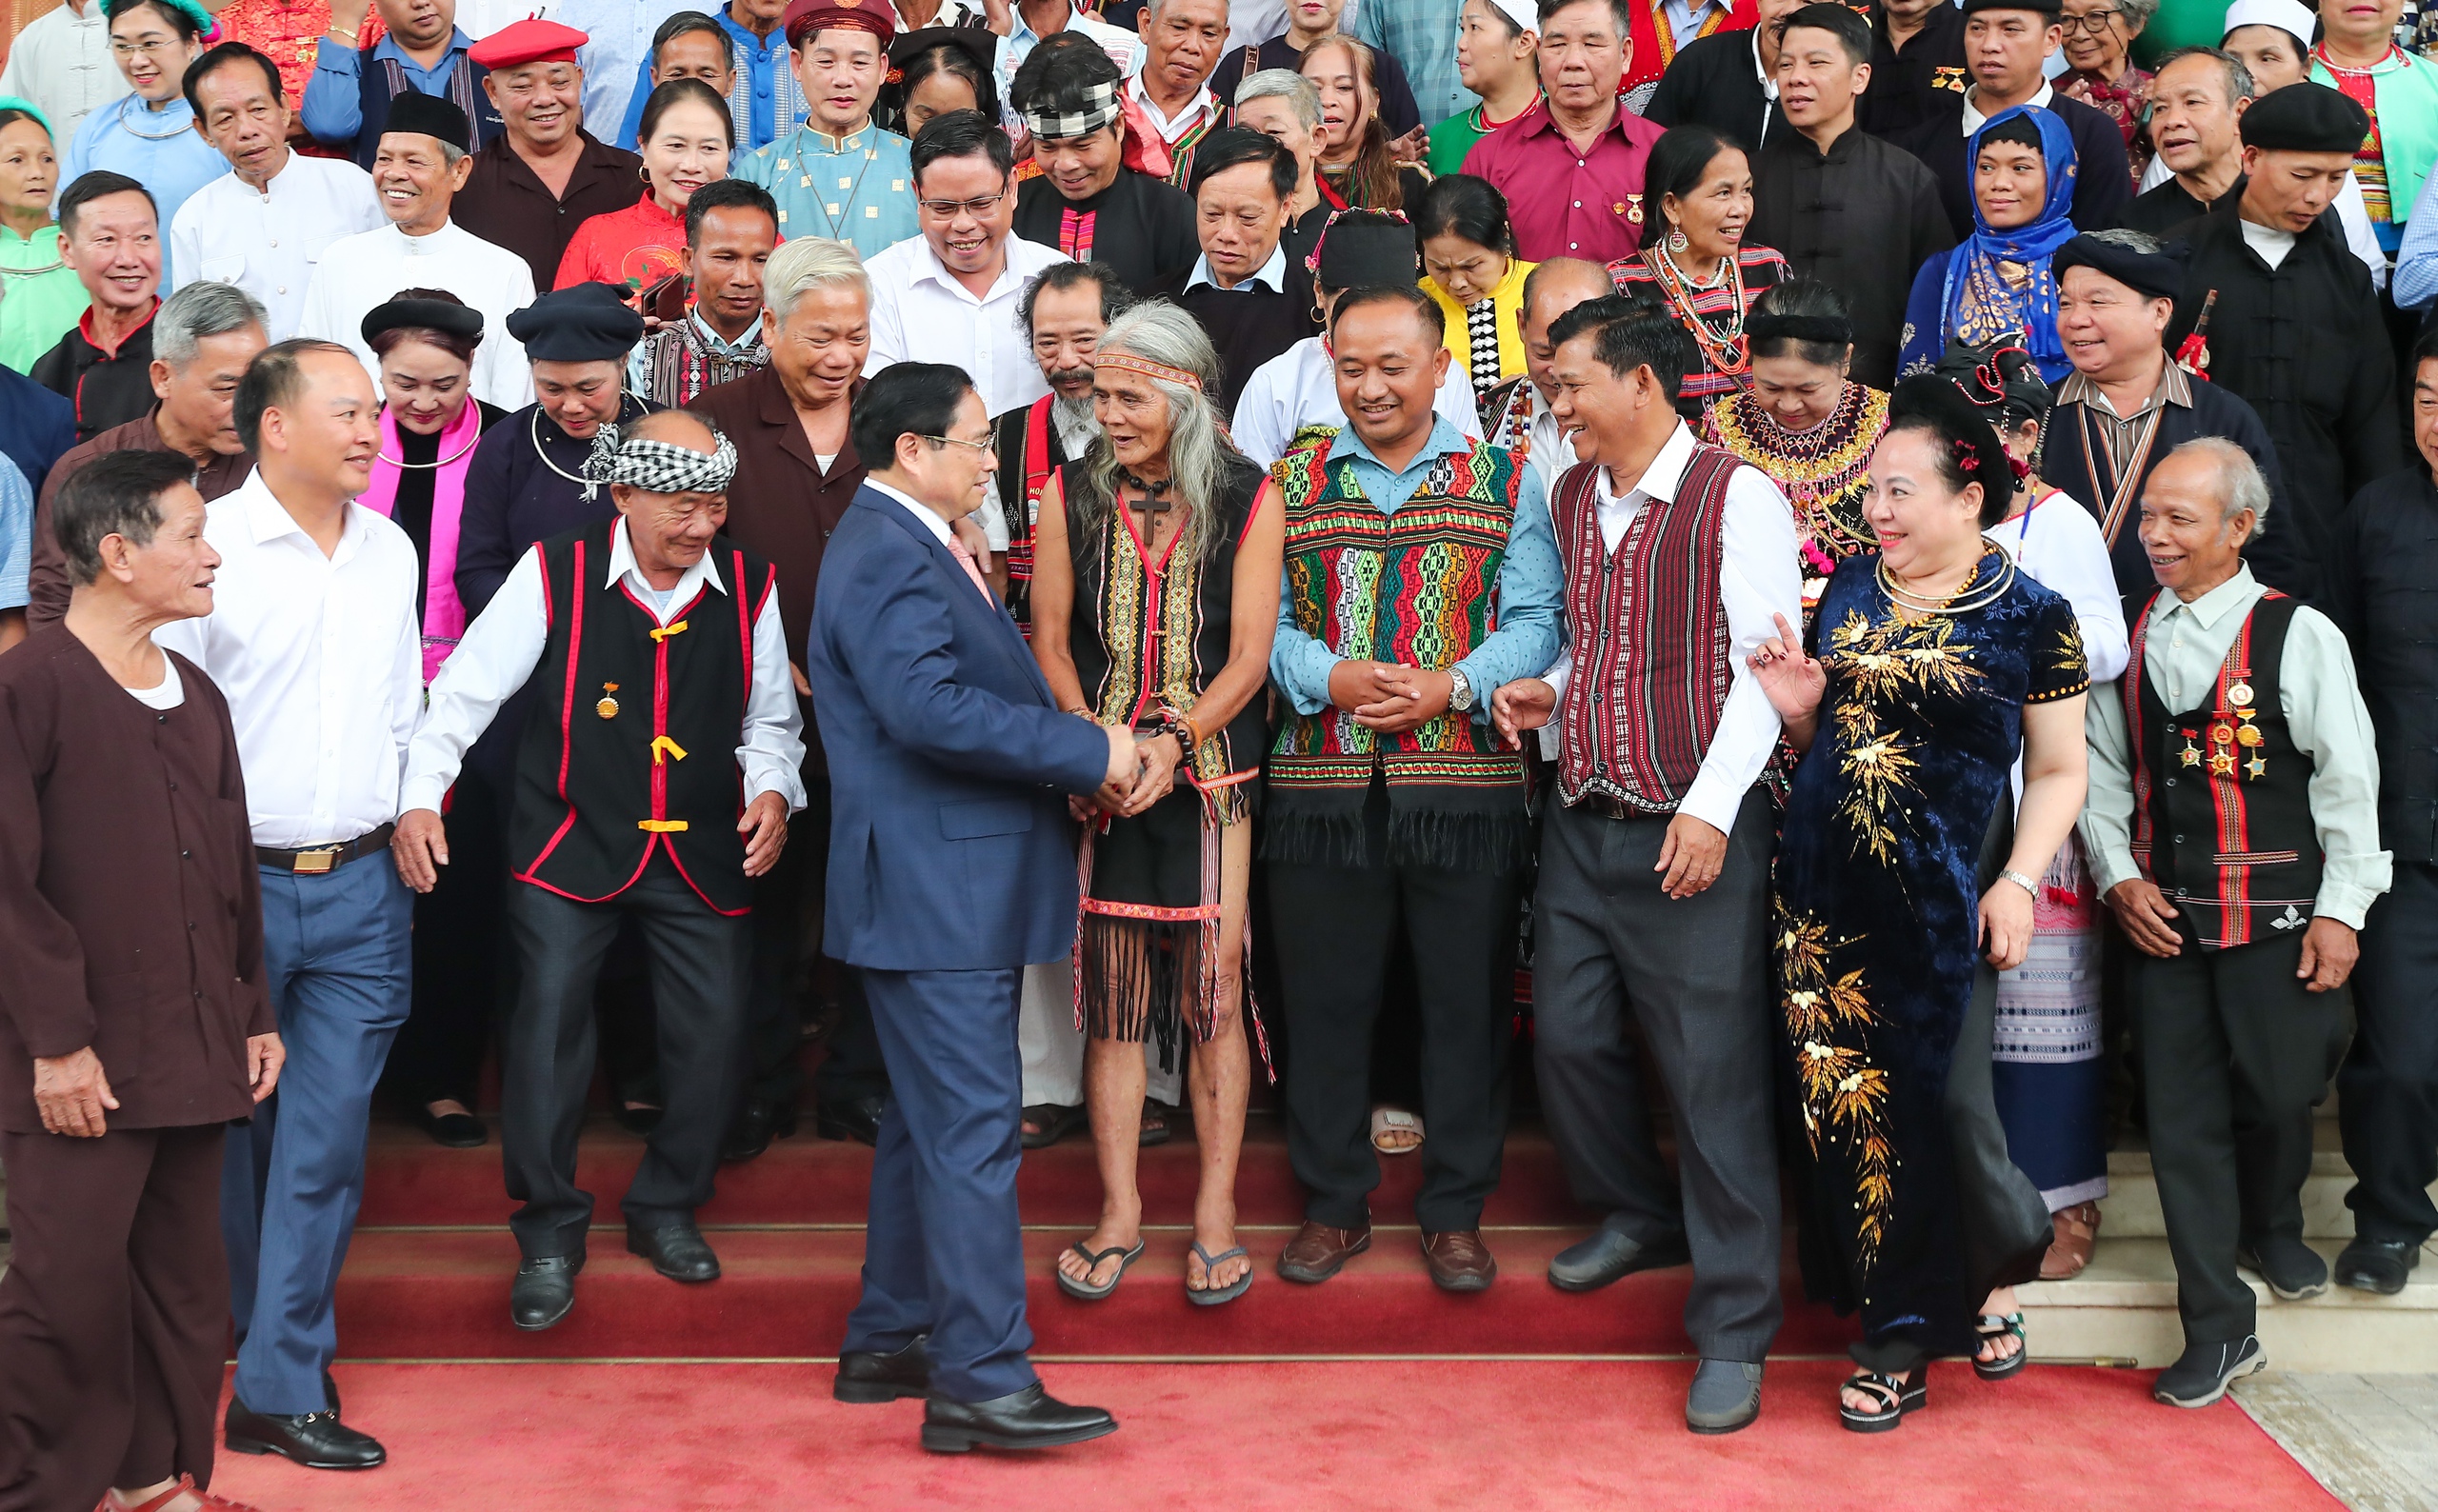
[[807, 485, 1109, 972]]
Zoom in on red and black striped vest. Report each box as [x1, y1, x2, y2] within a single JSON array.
[[2122, 587, 2322, 950], [1549, 448, 1740, 813], [510, 520, 777, 917]]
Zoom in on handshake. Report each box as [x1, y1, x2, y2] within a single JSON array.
[[1078, 720, 1179, 822]]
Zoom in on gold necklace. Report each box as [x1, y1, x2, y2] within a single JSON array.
[[1877, 548, 2015, 616]]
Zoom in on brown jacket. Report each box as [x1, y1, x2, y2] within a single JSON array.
[[0, 627, 270, 1133], [28, 411, 254, 632], [687, 366, 865, 772]]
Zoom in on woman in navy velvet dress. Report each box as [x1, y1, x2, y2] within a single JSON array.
[[1751, 378, 2091, 1432]]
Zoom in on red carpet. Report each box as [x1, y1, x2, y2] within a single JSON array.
[[208, 1361, 2341, 1512]]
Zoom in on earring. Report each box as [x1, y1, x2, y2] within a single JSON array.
[[1666, 228, 1689, 254]]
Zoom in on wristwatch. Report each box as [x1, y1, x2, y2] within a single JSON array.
[[1448, 666, 1477, 713]]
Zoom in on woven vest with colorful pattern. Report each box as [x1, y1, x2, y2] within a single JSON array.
[[1266, 428, 1528, 870]]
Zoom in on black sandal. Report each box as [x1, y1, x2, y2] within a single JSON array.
[[1838, 1369, 1926, 1433], [1973, 1312, 2028, 1381], [1020, 1104, 1083, 1150]]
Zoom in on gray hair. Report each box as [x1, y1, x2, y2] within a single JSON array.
[[154, 279, 267, 368], [2114, 0, 2161, 30], [763, 235, 869, 320], [1234, 68, 1321, 132], [1073, 300, 1234, 564], [2152, 44, 2253, 103], [2167, 436, 2270, 542], [1141, 0, 1224, 17], [2083, 226, 2165, 255]]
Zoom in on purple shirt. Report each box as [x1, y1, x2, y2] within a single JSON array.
[[1463, 101, 1668, 266]]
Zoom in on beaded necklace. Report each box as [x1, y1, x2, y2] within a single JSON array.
[[1647, 243, 1750, 378]]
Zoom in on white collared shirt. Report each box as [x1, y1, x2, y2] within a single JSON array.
[[1232, 334, 1485, 468], [1184, 240, 1289, 294], [1961, 80, 2053, 135], [867, 475, 957, 547], [170, 152, 389, 343], [1525, 384, 1583, 505], [152, 470, 424, 848], [0, 0, 129, 146], [863, 231, 1070, 417], [1541, 422, 1803, 835], [1126, 71, 1219, 144], [400, 518, 808, 817], [296, 220, 539, 413]]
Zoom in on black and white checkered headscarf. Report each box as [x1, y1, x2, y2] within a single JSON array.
[[581, 423, 740, 496], [1023, 77, 1120, 143]]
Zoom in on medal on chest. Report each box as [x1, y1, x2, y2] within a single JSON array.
[[596, 682, 620, 719]]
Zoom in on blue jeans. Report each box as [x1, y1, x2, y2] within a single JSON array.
[[221, 855, 411, 1416]]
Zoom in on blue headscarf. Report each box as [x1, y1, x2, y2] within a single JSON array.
[[1939, 104, 2078, 378]]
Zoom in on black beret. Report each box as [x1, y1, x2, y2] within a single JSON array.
[[505, 282, 645, 363], [380, 91, 472, 153], [1316, 214, 1418, 291], [362, 294, 485, 348], [2240, 80, 2370, 153], [1960, 0, 2063, 15], [2051, 232, 2187, 303]]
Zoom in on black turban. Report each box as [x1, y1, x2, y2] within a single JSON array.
[[362, 294, 485, 348], [1961, 0, 2061, 14], [381, 91, 472, 153], [506, 282, 645, 363], [2051, 232, 2187, 303], [1316, 213, 1418, 292], [2240, 81, 2370, 154]]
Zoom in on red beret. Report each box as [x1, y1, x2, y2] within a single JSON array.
[[468, 17, 590, 71], [782, 0, 896, 50]]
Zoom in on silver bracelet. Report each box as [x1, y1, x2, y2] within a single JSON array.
[[1998, 868, 2041, 898]]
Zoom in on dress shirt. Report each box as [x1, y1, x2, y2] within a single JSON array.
[[734, 124, 919, 259], [454, 0, 558, 38], [869, 475, 957, 547], [0, 0, 128, 146], [1269, 415, 1564, 727], [2081, 564, 2391, 928], [0, 457, 29, 614], [1231, 334, 1484, 468], [1126, 72, 1219, 145], [1540, 423, 1803, 836], [59, 95, 227, 282], [1662, 0, 1727, 45], [170, 153, 388, 342], [1460, 101, 1669, 264], [400, 516, 807, 816], [562, 0, 693, 143], [863, 232, 1069, 417], [302, 27, 478, 147], [1183, 241, 1287, 295], [1354, 0, 1471, 131], [152, 469, 423, 848], [296, 220, 538, 413], [996, 4, 1145, 119], [650, 9, 809, 154]]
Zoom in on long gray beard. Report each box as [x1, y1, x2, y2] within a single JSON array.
[[1053, 393, 1098, 440]]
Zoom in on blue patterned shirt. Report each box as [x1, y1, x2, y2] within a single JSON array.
[[1355, 0, 1473, 131]]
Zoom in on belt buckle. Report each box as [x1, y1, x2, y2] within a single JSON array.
[[293, 847, 339, 875]]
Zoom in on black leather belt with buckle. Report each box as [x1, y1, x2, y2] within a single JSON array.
[[255, 823, 396, 875], [1575, 791, 1658, 824]]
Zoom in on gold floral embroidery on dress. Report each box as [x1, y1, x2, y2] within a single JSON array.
[[1778, 901, 1897, 1269], [1821, 608, 1988, 863]]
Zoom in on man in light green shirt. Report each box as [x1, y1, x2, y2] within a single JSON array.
[[734, 4, 919, 258], [2081, 436, 2390, 1412]]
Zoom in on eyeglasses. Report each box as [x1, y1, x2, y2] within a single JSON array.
[[917, 191, 1006, 218], [918, 433, 993, 454], [110, 38, 182, 58], [2058, 9, 2126, 32]]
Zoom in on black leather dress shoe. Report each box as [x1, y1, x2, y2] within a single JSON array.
[[921, 1383, 1118, 1453], [816, 1093, 885, 1146], [511, 1253, 585, 1329], [835, 1336, 930, 1403], [721, 1098, 798, 1163], [627, 1222, 720, 1283], [1547, 1225, 1691, 1292], [610, 1103, 663, 1137], [225, 1397, 386, 1470], [2335, 1236, 2422, 1295], [412, 1103, 488, 1148]]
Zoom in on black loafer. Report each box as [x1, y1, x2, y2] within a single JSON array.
[[921, 1383, 1118, 1453], [722, 1099, 799, 1163], [2236, 1237, 2329, 1300], [2153, 1334, 2265, 1408], [1547, 1225, 1691, 1292], [816, 1093, 885, 1146], [511, 1253, 585, 1330], [835, 1335, 930, 1403], [412, 1103, 488, 1149], [610, 1103, 663, 1137], [626, 1221, 720, 1283], [2335, 1236, 2422, 1295], [225, 1397, 387, 1470]]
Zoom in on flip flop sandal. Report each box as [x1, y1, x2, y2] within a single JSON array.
[[1021, 1104, 1084, 1150], [1838, 1369, 1927, 1433], [1369, 1105, 1424, 1155], [1973, 1313, 2028, 1381], [1140, 1100, 1173, 1148], [1054, 1238, 1147, 1301], [1187, 1242, 1253, 1306]]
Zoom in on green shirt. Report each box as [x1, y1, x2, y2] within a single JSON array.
[[0, 224, 85, 377], [1429, 101, 1535, 179]]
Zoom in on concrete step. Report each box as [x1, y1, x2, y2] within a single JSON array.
[[2021, 1236, 2438, 1370], [2088, 1122, 2438, 1242]]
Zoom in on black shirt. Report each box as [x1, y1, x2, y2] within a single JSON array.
[[1209, 35, 1422, 139], [1646, 29, 1789, 152], [390, 400, 510, 622], [1748, 124, 1954, 388], [2324, 465, 2438, 863], [1860, 1, 1968, 140], [1013, 169, 1201, 295], [30, 307, 157, 444]]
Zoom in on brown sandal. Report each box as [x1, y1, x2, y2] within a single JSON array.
[[2039, 1201, 2101, 1280]]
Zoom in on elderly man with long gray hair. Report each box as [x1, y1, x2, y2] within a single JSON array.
[[27, 279, 270, 630], [1026, 297, 1283, 1306]]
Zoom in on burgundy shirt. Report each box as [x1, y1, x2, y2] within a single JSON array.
[[1461, 101, 1668, 265]]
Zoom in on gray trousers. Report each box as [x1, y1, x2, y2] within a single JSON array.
[[1531, 790, 1784, 1362]]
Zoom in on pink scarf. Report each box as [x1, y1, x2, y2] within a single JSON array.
[[359, 399, 482, 682]]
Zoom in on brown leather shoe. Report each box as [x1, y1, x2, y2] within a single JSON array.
[[2039, 1201, 2100, 1280], [1422, 1229, 1498, 1292], [1276, 1221, 1371, 1283]]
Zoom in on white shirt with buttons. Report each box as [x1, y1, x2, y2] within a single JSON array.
[[0, 0, 130, 147], [862, 230, 1070, 418], [170, 151, 388, 343]]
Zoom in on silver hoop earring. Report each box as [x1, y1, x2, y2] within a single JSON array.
[[1666, 228, 1689, 254]]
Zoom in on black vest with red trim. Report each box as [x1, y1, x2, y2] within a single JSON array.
[[2122, 587, 2323, 950], [1549, 448, 1740, 812], [510, 520, 777, 917]]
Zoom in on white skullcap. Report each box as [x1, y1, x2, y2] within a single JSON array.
[[2222, 0, 2316, 47], [1488, 0, 1541, 36]]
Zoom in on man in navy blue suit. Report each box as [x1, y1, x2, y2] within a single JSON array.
[[805, 361, 1138, 1454]]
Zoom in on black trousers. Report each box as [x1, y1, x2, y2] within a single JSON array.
[[1269, 778, 1518, 1233], [2342, 859, 2438, 1243], [0, 1124, 226, 1510], [384, 767, 509, 1109], [2132, 927, 2349, 1344], [744, 773, 887, 1113], [502, 855, 751, 1257]]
